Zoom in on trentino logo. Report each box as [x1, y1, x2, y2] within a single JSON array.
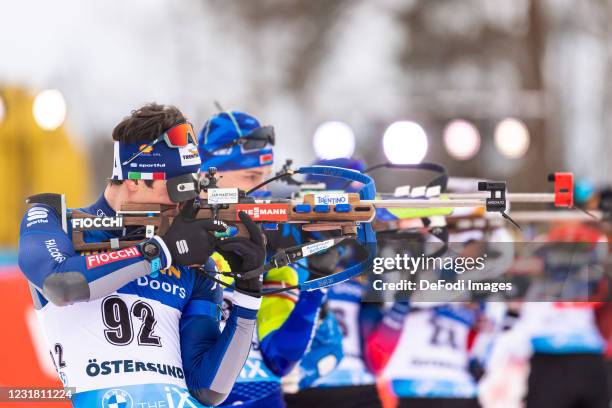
[[179, 145, 201, 167]]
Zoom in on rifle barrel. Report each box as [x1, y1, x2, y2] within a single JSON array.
[[363, 193, 556, 208], [448, 193, 555, 202], [497, 210, 602, 222], [365, 199, 484, 208]]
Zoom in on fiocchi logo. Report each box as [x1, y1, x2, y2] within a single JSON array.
[[71, 216, 123, 230]]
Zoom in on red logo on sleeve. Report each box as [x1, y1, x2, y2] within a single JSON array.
[[236, 204, 289, 221], [85, 247, 141, 269]]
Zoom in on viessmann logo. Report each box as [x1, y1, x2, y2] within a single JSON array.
[[86, 247, 140, 269], [71, 216, 123, 230], [235, 204, 289, 221]]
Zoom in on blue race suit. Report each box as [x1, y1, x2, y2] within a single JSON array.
[[18, 194, 260, 408], [213, 224, 324, 408]]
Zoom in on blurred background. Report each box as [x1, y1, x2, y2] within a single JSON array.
[[0, 0, 611, 397]]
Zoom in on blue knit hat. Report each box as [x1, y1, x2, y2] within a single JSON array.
[[198, 111, 274, 172]]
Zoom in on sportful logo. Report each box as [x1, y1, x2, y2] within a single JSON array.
[[71, 217, 123, 230], [131, 163, 166, 169], [27, 207, 48, 221], [26, 207, 49, 227], [176, 240, 189, 254], [86, 247, 140, 269], [235, 204, 289, 221]]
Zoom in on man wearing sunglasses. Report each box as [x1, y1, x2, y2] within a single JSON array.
[[198, 111, 325, 408], [199, 110, 275, 191], [18, 104, 266, 408]]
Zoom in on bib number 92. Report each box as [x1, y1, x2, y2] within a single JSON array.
[[101, 296, 161, 347]]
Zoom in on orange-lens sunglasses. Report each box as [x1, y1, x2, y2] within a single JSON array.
[[122, 123, 197, 166]]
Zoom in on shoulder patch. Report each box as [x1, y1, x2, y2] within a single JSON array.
[[25, 207, 50, 227]]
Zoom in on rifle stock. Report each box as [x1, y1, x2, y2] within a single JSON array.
[[70, 193, 375, 251]]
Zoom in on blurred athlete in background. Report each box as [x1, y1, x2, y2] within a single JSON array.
[[367, 226, 513, 408], [198, 110, 325, 408], [284, 158, 381, 408], [497, 223, 609, 408]]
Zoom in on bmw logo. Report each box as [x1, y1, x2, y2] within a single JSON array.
[[101, 388, 133, 408]]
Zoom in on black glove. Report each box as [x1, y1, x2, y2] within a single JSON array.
[[216, 211, 266, 297], [157, 200, 227, 267]]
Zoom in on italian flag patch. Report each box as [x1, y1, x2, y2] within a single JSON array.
[[128, 172, 166, 180]]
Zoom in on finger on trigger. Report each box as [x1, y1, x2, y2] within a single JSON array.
[[179, 199, 197, 220], [237, 211, 264, 246]]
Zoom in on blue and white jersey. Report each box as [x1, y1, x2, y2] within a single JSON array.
[[19, 195, 258, 408], [518, 302, 605, 355], [382, 304, 479, 398], [38, 270, 217, 407], [314, 280, 375, 387]]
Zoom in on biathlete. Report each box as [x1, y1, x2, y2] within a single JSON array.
[[198, 110, 325, 408], [18, 104, 266, 407]]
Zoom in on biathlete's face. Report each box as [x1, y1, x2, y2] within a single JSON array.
[[126, 180, 174, 206], [216, 165, 273, 191]]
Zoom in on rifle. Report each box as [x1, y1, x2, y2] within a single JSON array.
[[62, 165, 576, 293], [69, 167, 573, 249], [57, 166, 378, 292]]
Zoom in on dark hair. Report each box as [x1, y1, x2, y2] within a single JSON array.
[[112, 103, 186, 143], [109, 103, 185, 187]]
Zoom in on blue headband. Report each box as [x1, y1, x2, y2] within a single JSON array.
[[111, 140, 201, 180], [198, 111, 274, 172]]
